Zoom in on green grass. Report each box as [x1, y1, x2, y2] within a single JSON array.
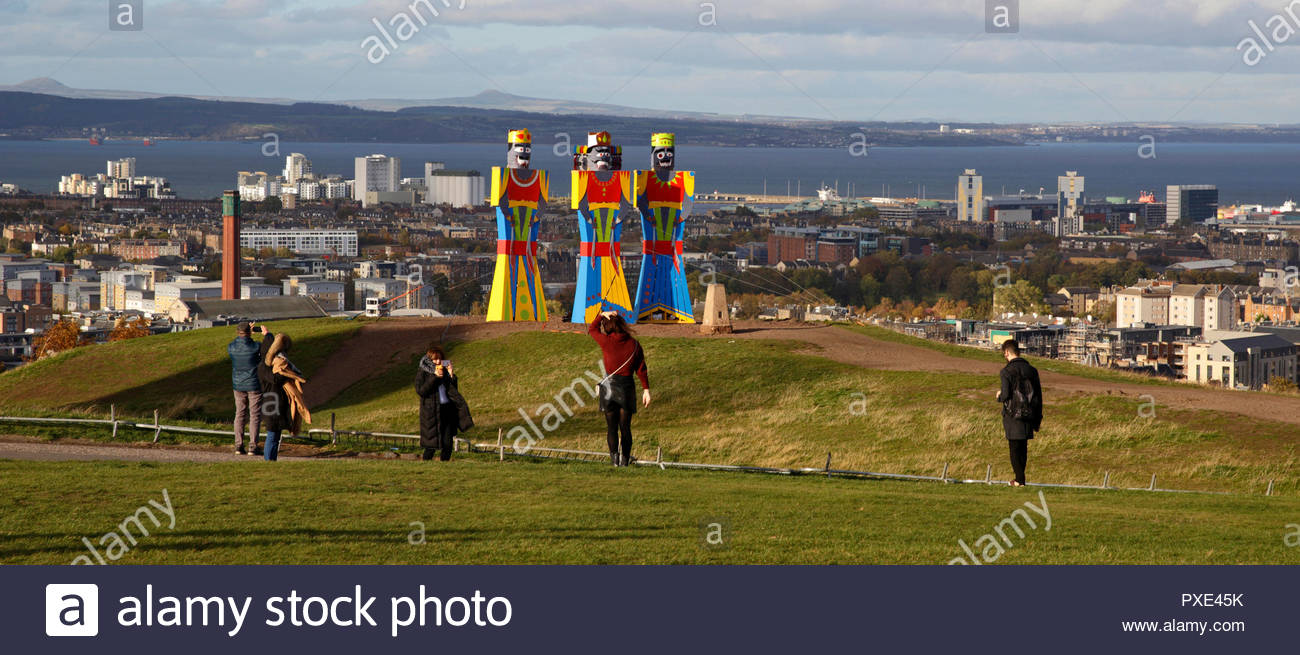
[[3, 320, 1297, 495], [2, 457, 1297, 565], [317, 331, 1299, 495], [0, 318, 361, 422]]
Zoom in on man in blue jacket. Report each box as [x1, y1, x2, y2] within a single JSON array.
[[228, 321, 271, 455]]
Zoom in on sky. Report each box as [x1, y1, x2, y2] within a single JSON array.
[[2, 0, 1300, 123]]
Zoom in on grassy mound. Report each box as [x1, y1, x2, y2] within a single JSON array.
[[0, 319, 1296, 494], [0, 319, 360, 421]]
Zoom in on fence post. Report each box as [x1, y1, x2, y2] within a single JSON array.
[[941, 462, 950, 482], [330, 413, 337, 446], [984, 464, 992, 484], [1148, 474, 1157, 491], [1266, 480, 1275, 497], [152, 409, 161, 443], [656, 446, 663, 471], [110, 404, 118, 439], [1102, 471, 1111, 489], [497, 428, 504, 462], [824, 452, 832, 478]]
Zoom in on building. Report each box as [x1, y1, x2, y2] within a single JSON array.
[[240, 229, 359, 257], [827, 226, 880, 259], [1168, 285, 1207, 328], [1166, 185, 1219, 224], [1117, 282, 1237, 330], [956, 169, 985, 223], [354, 154, 401, 202], [241, 283, 283, 300], [154, 281, 223, 316], [100, 270, 150, 311], [425, 170, 487, 208], [283, 275, 345, 312], [353, 277, 436, 311], [111, 239, 186, 261], [1055, 171, 1085, 237], [1207, 231, 1298, 263], [107, 158, 136, 180], [1057, 287, 1101, 317], [1186, 333, 1297, 389], [284, 153, 312, 185], [767, 227, 819, 264], [1116, 284, 1171, 327]]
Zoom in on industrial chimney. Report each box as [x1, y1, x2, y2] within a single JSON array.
[[222, 190, 241, 300]]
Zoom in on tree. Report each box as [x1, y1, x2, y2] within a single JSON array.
[[1089, 300, 1117, 325], [1269, 376, 1298, 393], [884, 266, 912, 301], [858, 275, 882, 309], [263, 197, 283, 213], [992, 280, 1048, 316], [109, 317, 151, 342], [27, 320, 91, 361]]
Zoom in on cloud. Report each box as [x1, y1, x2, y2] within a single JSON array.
[[0, 0, 1298, 122]]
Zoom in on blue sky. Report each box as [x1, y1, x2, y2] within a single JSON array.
[[2, 0, 1299, 123]]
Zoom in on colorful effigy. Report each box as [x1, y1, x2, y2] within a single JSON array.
[[634, 133, 696, 323], [571, 131, 635, 324], [486, 129, 549, 322]]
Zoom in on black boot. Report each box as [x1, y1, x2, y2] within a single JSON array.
[[610, 452, 620, 466]]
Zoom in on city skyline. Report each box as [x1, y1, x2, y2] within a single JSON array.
[[2, 1, 1300, 123]]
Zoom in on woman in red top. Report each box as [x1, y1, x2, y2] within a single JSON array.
[[589, 311, 651, 466]]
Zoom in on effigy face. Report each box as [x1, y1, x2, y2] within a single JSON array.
[[652, 145, 675, 176], [506, 128, 532, 170], [509, 143, 532, 169], [586, 145, 614, 171]]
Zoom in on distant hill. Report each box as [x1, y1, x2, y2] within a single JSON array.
[[0, 90, 1020, 147], [0, 78, 799, 121]]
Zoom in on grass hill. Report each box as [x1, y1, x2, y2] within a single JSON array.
[[0, 318, 1296, 495], [1, 317, 1298, 564]]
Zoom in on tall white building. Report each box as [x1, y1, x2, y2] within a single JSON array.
[[426, 170, 487, 208], [107, 158, 136, 180], [354, 155, 401, 202], [284, 153, 313, 185], [956, 169, 985, 222], [1056, 171, 1085, 236]]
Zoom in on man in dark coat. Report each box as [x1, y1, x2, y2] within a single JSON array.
[[996, 339, 1042, 487], [415, 344, 473, 461], [228, 322, 272, 455]]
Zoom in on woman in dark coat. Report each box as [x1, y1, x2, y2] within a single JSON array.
[[415, 343, 473, 461], [258, 331, 304, 461]]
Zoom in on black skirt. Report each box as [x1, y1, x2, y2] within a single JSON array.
[[599, 374, 637, 414]]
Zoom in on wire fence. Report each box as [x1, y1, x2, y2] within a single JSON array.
[[0, 408, 1281, 498]]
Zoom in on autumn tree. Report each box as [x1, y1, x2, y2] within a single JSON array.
[[108, 317, 151, 342], [27, 320, 91, 361]]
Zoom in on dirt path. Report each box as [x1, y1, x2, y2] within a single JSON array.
[[305, 317, 1300, 428], [0, 436, 314, 463], [725, 322, 1300, 427]]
